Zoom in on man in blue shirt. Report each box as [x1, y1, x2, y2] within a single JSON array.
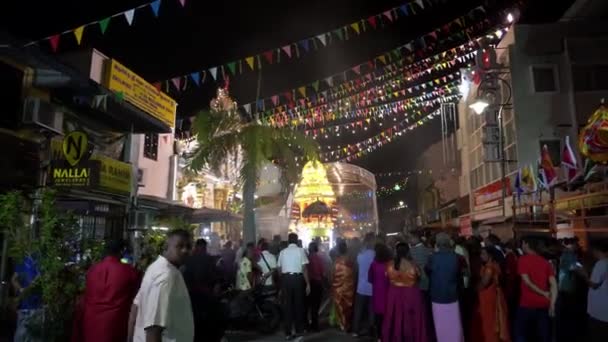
[[352, 233, 375, 337], [427, 233, 464, 342], [11, 254, 43, 342]]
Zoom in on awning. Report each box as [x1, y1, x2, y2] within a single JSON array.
[[190, 207, 243, 223], [137, 195, 193, 216]]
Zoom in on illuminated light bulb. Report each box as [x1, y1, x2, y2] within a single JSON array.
[[507, 13, 514, 23], [364, 127, 368, 131], [352, 130, 356, 134]]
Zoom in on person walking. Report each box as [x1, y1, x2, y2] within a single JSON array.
[[352, 233, 376, 337], [278, 233, 310, 340], [514, 236, 557, 342], [471, 247, 510, 342], [306, 242, 325, 332], [382, 242, 428, 342], [182, 239, 225, 342], [332, 241, 355, 333], [577, 239, 608, 342], [368, 243, 392, 342], [80, 240, 139, 342], [11, 254, 42, 342], [258, 240, 278, 291], [129, 229, 194, 342], [427, 232, 464, 342]]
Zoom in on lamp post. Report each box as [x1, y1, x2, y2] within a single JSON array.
[[471, 73, 514, 218]]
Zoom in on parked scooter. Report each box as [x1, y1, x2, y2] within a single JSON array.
[[220, 283, 282, 334]]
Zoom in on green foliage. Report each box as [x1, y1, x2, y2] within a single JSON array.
[[2, 189, 104, 341], [0, 191, 30, 260], [189, 108, 319, 242], [136, 216, 195, 271]]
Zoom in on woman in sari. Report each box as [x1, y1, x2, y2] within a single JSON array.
[[472, 247, 510, 342], [332, 241, 355, 332], [383, 243, 428, 342]]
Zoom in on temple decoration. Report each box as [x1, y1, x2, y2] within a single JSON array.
[[579, 103, 608, 163], [291, 161, 337, 244]]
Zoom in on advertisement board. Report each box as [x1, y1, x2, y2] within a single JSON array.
[[105, 59, 176, 128], [473, 177, 512, 207]]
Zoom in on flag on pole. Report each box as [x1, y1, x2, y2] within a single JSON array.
[[539, 145, 557, 187], [515, 168, 523, 201], [521, 164, 537, 192], [562, 135, 578, 182]]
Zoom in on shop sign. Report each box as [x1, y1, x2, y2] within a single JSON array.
[[459, 216, 473, 237], [473, 177, 512, 207], [50, 131, 98, 188], [50, 135, 132, 194], [105, 59, 177, 128]]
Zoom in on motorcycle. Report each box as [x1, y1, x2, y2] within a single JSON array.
[[220, 281, 282, 334]]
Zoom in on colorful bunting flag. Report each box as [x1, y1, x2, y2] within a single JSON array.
[[317, 34, 327, 46], [179, 0, 186, 7], [227, 62, 237, 75], [99, 17, 111, 35], [150, 0, 161, 17], [263, 51, 274, 64], [245, 57, 255, 70], [209, 67, 217, 80], [282, 45, 292, 58], [351, 22, 360, 34], [190, 72, 200, 86], [73, 26, 85, 45], [49, 35, 60, 52], [171, 77, 182, 90], [124, 9, 135, 26]]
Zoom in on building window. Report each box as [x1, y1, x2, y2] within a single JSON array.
[[572, 65, 608, 92], [532, 65, 558, 92], [539, 139, 561, 164], [144, 133, 159, 160]]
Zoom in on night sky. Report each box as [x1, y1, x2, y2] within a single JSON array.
[[1, 0, 575, 227]]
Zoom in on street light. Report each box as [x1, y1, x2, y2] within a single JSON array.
[[469, 100, 490, 115]]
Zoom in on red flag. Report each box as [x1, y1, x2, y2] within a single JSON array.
[[540, 145, 557, 186], [49, 34, 60, 52]]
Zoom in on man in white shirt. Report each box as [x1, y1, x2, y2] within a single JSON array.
[[129, 229, 194, 342], [258, 240, 277, 288], [278, 233, 310, 339]]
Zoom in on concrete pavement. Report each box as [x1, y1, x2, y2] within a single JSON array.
[[225, 330, 375, 342]]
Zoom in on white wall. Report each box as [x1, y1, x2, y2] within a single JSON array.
[[137, 133, 175, 199]]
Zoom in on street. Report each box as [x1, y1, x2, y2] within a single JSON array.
[[226, 330, 375, 342]]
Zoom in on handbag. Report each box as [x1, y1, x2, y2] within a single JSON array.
[[260, 252, 280, 288]]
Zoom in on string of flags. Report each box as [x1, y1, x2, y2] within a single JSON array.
[[375, 168, 458, 178], [26, 0, 187, 52], [284, 71, 463, 131], [306, 92, 461, 139], [160, 0, 436, 90], [319, 106, 446, 162], [240, 13, 502, 120], [378, 177, 411, 196], [162, 4, 491, 102], [262, 46, 479, 126]]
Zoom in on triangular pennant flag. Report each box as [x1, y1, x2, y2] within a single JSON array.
[[179, 0, 186, 7], [73, 26, 85, 45], [124, 9, 135, 25], [312, 80, 320, 92], [171, 77, 182, 90], [350, 22, 360, 34], [400, 4, 409, 16], [271, 95, 279, 106], [99, 17, 111, 35], [317, 34, 327, 46], [383, 10, 393, 22], [367, 16, 377, 29], [334, 29, 344, 41], [299, 39, 310, 53], [415, 0, 425, 10], [245, 56, 255, 70], [352, 65, 361, 74], [263, 51, 274, 64], [227, 62, 237, 75], [298, 86, 306, 97], [49, 34, 60, 52], [209, 67, 217, 80], [378, 55, 387, 65], [190, 72, 200, 86], [115, 91, 125, 101], [326, 77, 334, 87], [282, 45, 292, 58], [150, 0, 161, 17]]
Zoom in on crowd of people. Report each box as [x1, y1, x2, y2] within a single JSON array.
[[8, 228, 608, 342]]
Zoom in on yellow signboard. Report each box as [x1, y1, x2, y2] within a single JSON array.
[[105, 59, 177, 128], [51, 139, 132, 194]]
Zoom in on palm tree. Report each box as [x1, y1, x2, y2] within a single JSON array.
[[189, 88, 319, 243]]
